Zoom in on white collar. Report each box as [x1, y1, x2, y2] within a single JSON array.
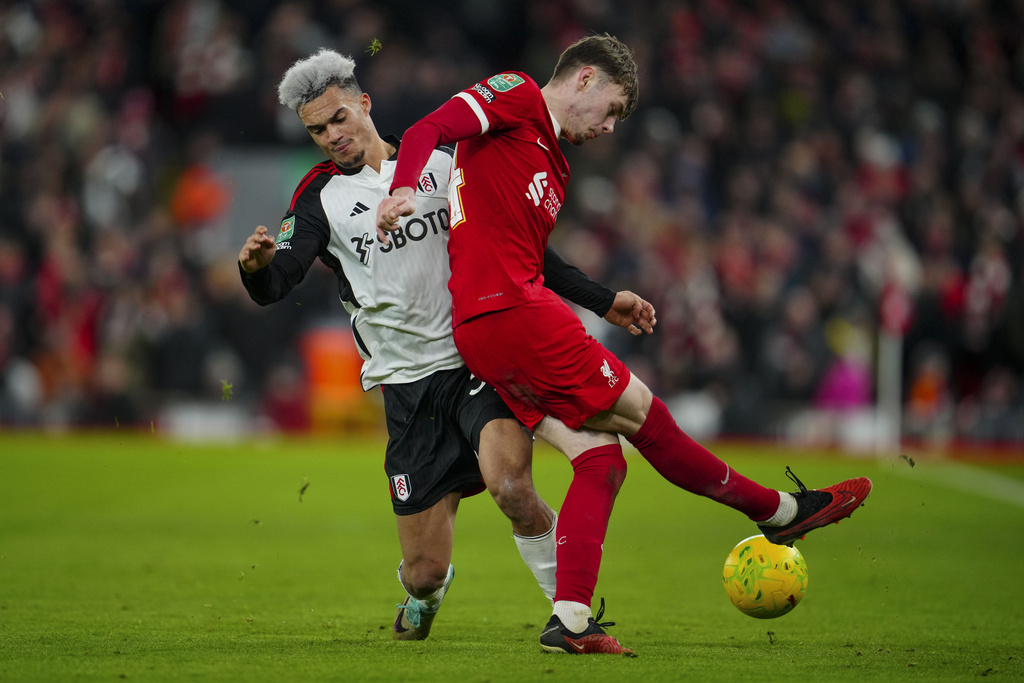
[[547, 107, 562, 138]]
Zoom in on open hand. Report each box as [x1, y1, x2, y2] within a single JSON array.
[[605, 291, 657, 335], [239, 225, 277, 273]]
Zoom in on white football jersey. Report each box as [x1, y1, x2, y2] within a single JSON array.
[[254, 141, 462, 390]]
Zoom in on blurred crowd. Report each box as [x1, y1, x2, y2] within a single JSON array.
[[2, 0, 1023, 447]]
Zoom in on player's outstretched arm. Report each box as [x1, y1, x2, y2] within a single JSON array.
[[604, 290, 657, 336], [378, 94, 485, 245], [541, 247, 655, 335], [238, 221, 317, 306], [238, 225, 277, 273]]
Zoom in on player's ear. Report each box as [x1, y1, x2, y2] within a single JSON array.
[[577, 66, 596, 92], [361, 92, 372, 114]]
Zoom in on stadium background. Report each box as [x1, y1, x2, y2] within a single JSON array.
[[2, 0, 1023, 450]]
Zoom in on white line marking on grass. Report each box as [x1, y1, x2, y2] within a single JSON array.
[[891, 460, 1024, 508]]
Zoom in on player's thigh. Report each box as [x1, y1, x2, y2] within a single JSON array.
[[476, 417, 533, 485], [446, 367, 533, 484], [583, 373, 655, 438], [533, 415, 619, 461]]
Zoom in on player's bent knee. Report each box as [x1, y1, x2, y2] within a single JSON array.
[[487, 475, 532, 516], [608, 451, 628, 492], [575, 446, 628, 495], [402, 557, 450, 596]]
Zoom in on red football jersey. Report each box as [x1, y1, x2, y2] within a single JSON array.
[[444, 72, 570, 326]]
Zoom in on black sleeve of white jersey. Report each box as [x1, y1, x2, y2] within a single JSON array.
[[542, 246, 616, 318], [238, 176, 332, 306]]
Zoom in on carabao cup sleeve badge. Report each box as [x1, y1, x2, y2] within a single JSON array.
[[277, 215, 296, 242], [486, 73, 525, 92]]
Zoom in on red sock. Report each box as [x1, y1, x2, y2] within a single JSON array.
[[627, 397, 779, 520], [553, 444, 627, 606]]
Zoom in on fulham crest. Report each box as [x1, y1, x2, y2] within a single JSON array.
[[391, 474, 411, 502], [417, 172, 438, 196]]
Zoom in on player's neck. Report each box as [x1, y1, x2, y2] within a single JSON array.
[[364, 137, 395, 174], [540, 83, 569, 140]]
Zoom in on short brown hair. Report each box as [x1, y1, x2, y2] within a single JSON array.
[[551, 34, 639, 120]]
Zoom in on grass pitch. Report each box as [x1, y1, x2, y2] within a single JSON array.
[[1, 432, 1022, 682]]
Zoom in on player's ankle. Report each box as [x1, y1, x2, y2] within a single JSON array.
[[759, 492, 797, 527]]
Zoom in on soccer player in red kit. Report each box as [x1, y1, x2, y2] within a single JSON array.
[[377, 34, 872, 655]]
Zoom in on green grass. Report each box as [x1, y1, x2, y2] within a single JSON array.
[[1, 432, 1022, 682]]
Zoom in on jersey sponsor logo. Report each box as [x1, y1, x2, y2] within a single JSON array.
[[417, 172, 438, 196], [486, 73, 525, 92], [391, 474, 411, 502], [600, 359, 619, 388], [277, 215, 295, 242], [525, 172, 548, 207], [378, 209, 450, 253], [545, 190, 562, 219], [525, 171, 564, 220], [471, 83, 495, 103], [349, 201, 370, 217], [352, 233, 374, 265]]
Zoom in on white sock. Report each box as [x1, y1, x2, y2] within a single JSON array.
[[513, 514, 557, 604], [760, 492, 797, 527], [554, 600, 592, 633], [419, 585, 445, 611]]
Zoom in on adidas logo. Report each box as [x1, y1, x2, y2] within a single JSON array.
[[349, 201, 370, 217]]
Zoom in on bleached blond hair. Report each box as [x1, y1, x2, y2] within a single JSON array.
[[277, 48, 360, 112]]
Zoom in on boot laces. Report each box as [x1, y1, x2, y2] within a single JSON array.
[[785, 466, 808, 494], [396, 599, 423, 627], [593, 597, 616, 629]]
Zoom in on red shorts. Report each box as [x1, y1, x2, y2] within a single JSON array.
[[453, 285, 630, 430]]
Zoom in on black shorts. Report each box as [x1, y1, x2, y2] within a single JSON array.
[[381, 366, 517, 515]]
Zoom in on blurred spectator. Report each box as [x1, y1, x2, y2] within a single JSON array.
[[814, 321, 873, 413], [759, 286, 829, 407], [168, 131, 231, 230], [904, 343, 956, 444], [957, 366, 1024, 443], [1, 0, 1022, 449]]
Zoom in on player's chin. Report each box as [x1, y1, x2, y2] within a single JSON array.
[[333, 149, 365, 168], [571, 130, 600, 146]]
